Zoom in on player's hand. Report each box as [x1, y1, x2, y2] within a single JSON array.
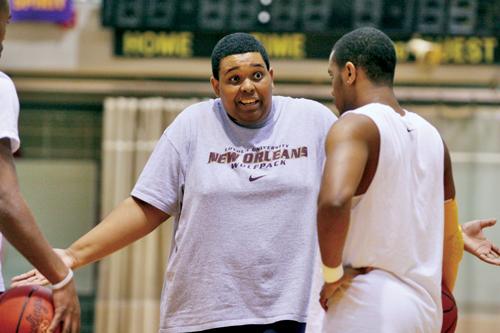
[[11, 248, 76, 287], [462, 219, 500, 266], [319, 267, 370, 311], [50, 278, 81, 333]]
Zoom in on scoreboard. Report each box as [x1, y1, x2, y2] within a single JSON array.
[[102, 0, 499, 37], [102, 0, 500, 63]]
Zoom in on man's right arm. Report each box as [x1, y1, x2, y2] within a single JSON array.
[[68, 196, 169, 270], [12, 197, 170, 285]]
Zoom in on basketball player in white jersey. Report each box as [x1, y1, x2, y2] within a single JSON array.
[[0, 0, 80, 331], [317, 27, 463, 332]]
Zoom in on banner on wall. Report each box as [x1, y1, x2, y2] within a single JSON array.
[[9, 0, 74, 26]]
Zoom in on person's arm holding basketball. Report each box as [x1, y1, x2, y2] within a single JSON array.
[[317, 114, 375, 311], [0, 139, 80, 333], [12, 196, 169, 284]]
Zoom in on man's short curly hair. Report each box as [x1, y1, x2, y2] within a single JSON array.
[[211, 33, 270, 80], [332, 27, 396, 86]]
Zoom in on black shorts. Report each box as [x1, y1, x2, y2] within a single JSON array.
[[193, 320, 306, 333]]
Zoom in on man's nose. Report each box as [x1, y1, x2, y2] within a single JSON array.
[[241, 78, 255, 93]]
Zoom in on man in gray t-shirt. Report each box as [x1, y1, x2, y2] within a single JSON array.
[[132, 93, 334, 332], [130, 33, 336, 332]]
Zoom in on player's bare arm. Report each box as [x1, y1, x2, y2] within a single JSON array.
[[442, 139, 464, 291], [68, 197, 169, 269], [0, 139, 81, 332], [317, 113, 378, 268], [0, 139, 71, 283], [317, 113, 379, 310]]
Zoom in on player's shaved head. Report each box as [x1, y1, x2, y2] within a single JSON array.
[[211, 32, 270, 80], [332, 27, 396, 86]]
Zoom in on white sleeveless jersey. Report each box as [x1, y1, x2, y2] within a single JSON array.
[[323, 103, 444, 333], [0, 71, 21, 292]]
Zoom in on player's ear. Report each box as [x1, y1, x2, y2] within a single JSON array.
[[269, 67, 275, 88], [210, 76, 220, 97], [345, 61, 356, 85]]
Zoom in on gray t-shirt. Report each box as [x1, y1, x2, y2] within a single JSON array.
[[132, 96, 336, 333]]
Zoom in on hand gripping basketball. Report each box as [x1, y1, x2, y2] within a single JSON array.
[[0, 285, 61, 333]]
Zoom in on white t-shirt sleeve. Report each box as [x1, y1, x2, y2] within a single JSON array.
[[131, 131, 183, 216], [0, 73, 20, 153]]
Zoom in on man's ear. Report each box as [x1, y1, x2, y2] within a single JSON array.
[[210, 76, 220, 97], [269, 67, 275, 88], [344, 61, 357, 85]]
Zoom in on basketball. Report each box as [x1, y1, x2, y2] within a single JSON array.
[[441, 282, 458, 333], [0, 285, 60, 333]]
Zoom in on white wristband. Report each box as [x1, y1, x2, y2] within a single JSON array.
[[322, 264, 344, 283], [51, 269, 74, 290]]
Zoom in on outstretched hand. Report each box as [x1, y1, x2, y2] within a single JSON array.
[[462, 219, 500, 266], [11, 248, 75, 287]]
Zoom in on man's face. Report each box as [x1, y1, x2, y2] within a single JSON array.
[[211, 52, 274, 125], [328, 55, 350, 115], [0, 8, 10, 58]]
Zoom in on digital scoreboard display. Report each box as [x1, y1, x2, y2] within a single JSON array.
[[102, 0, 499, 37], [103, 0, 499, 63]]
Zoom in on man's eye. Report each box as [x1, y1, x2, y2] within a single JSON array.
[[229, 76, 240, 83], [254, 72, 263, 80]]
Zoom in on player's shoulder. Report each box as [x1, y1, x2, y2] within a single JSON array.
[[161, 98, 216, 139], [404, 110, 431, 125], [282, 96, 331, 111], [0, 71, 16, 90], [0, 71, 11, 80], [329, 107, 379, 141], [178, 98, 213, 114], [170, 98, 215, 123], [347, 102, 390, 116], [404, 109, 440, 134], [275, 95, 337, 120]]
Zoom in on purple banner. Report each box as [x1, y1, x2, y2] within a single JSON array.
[[9, 0, 73, 24]]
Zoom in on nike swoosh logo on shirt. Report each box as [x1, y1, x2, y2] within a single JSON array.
[[249, 175, 266, 182]]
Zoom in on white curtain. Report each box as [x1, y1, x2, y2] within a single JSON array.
[[95, 97, 199, 333]]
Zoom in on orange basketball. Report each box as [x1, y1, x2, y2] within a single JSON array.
[[0, 285, 61, 333], [441, 282, 458, 333]]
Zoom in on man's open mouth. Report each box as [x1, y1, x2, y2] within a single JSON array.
[[239, 99, 259, 106]]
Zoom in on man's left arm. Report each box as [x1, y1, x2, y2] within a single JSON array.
[[442, 141, 464, 291]]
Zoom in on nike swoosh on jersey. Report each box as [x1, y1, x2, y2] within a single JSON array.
[[249, 175, 266, 182]]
